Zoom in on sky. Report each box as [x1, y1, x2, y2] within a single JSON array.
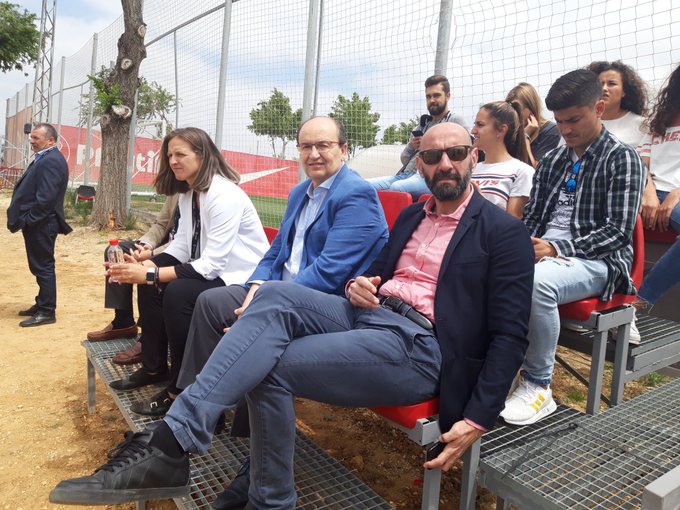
[[1, 1, 123, 136], [3, 0, 679, 160]]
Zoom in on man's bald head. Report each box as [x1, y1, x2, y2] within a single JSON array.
[[420, 122, 471, 150]]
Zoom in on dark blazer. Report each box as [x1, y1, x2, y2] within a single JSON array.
[[7, 147, 72, 235], [365, 191, 534, 431], [250, 164, 389, 295]]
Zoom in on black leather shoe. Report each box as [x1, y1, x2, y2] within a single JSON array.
[[110, 367, 169, 392], [18, 304, 38, 316], [130, 389, 174, 417], [212, 457, 250, 510], [19, 311, 56, 327], [49, 429, 189, 505]]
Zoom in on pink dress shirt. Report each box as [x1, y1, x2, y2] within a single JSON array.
[[378, 191, 474, 320]]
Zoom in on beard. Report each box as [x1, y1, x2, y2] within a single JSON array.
[[428, 102, 447, 116], [423, 164, 472, 201]]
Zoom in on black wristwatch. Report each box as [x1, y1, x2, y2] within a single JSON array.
[[145, 267, 156, 285]]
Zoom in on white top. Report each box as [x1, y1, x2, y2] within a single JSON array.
[[471, 158, 534, 211], [602, 111, 646, 149], [543, 149, 579, 241], [638, 122, 680, 192], [164, 174, 270, 284]]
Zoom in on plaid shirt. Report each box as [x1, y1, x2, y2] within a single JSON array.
[[523, 126, 644, 301]]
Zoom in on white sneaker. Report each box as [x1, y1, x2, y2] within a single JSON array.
[[609, 315, 641, 345], [500, 378, 557, 426]]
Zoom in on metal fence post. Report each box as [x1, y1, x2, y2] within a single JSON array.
[[434, 0, 453, 76], [300, 0, 322, 182], [214, 0, 233, 148], [83, 33, 98, 185], [56, 56, 66, 141]]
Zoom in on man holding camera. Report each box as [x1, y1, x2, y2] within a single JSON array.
[[369, 74, 469, 199]]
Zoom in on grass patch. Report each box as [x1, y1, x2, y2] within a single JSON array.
[[63, 189, 93, 225], [124, 212, 138, 230], [249, 195, 288, 227], [566, 391, 586, 403], [640, 372, 667, 387]]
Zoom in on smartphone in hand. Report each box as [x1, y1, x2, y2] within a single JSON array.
[[426, 441, 446, 461]]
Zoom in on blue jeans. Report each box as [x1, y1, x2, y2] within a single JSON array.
[[638, 190, 680, 304], [522, 256, 608, 386], [164, 281, 441, 510], [368, 172, 430, 199]]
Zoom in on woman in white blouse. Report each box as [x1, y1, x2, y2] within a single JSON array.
[[107, 128, 269, 415], [471, 101, 535, 218]]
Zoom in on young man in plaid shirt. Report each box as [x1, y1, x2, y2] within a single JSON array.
[[501, 69, 645, 425]]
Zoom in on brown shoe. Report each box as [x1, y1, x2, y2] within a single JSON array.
[[112, 340, 142, 365], [87, 322, 138, 341]]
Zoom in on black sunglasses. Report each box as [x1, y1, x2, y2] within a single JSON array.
[[418, 145, 471, 165], [564, 159, 582, 193]]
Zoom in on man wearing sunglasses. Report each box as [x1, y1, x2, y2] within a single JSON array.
[[369, 74, 469, 199], [51, 122, 534, 510], [501, 69, 645, 427]]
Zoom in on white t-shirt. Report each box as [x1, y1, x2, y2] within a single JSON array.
[[602, 111, 646, 149], [471, 158, 534, 211], [543, 150, 579, 241], [638, 120, 680, 192]]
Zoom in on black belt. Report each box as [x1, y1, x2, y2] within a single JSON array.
[[379, 296, 435, 331]]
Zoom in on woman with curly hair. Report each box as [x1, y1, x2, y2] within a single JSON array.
[[635, 63, 680, 311], [586, 60, 649, 148], [505, 82, 561, 167]]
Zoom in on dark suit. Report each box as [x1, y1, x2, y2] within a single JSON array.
[[366, 191, 534, 430], [165, 190, 534, 507], [7, 147, 72, 313]]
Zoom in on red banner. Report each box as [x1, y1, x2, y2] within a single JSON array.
[[57, 125, 298, 198]]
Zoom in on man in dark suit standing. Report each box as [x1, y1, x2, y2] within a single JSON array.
[[50, 122, 534, 508], [7, 123, 72, 327]]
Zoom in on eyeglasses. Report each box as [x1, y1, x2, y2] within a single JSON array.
[[418, 145, 471, 165], [564, 159, 582, 193], [296, 141, 341, 154]]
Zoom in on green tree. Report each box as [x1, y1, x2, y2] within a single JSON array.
[[382, 117, 419, 144], [248, 88, 302, 159], [78, 66, 178, 137], [329, 92, 380, 157], [0, 2, 39, 74]]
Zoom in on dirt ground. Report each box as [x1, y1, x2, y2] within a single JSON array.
[[0, 191, 660, 510]]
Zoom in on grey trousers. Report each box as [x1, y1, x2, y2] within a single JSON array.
[[165, 281, 441, 509]]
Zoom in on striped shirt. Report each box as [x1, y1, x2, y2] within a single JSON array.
[[523, 126, 644, 300]]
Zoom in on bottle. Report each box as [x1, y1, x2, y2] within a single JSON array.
[[107, 239, 125, 283]]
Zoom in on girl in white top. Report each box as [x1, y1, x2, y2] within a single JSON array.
[[636, 63, 680, 308], [471, 101, 534, 218], [586, 60, 649, 149]]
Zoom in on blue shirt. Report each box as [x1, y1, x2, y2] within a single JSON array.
[[282, 170, 340, 280]]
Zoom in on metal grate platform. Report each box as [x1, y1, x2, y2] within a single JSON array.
[[84, 338, 393, 510], [477, 377, 680, 509]]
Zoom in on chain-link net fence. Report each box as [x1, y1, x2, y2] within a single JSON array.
[[4, 0, 680, 223]]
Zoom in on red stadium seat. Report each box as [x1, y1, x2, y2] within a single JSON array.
[[377, 190, 413, 231], [557, 215, 644, 414], [263, 226, 279, 245]]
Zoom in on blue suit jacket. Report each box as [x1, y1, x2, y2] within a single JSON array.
[[250, 164, 388, 295], [7, 147, 72, 234], [365, 192, 534, 430]]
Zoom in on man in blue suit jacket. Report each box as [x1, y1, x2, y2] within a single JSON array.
[[51, 123, 533, 510], [7, 123, 72, 327]]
